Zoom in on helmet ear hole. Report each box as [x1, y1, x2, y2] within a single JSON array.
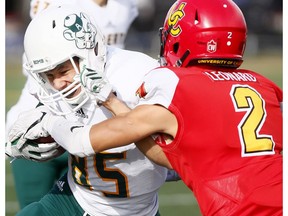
[[194, 10, 199, 24], [52, 20, 56, 28], [173, 42, 179, 54]]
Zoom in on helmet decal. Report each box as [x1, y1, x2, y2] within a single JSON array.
[[63, 12, 97, 49], [207, 40, 217, 53], [167, 2, 186, 37]]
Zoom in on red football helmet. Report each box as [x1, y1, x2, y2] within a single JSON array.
[[159, 0, 247, 68]]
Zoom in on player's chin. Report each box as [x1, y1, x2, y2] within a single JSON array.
[[65, 86, 81, 99]]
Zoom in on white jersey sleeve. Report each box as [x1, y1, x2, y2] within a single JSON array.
[[104, 47, 159, 108], [136, 67, 179, 108]]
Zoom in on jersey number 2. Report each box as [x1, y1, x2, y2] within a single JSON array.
[[230, 85, 275, 156]]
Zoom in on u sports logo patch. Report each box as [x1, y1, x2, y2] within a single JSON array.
[[207, 40, 217, 53], [167, 2, 186, 37]]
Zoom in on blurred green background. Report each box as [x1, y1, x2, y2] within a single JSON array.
[[5, 53, 282, 216]]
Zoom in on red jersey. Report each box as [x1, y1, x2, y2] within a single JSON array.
[[137, 66, 283, 216]]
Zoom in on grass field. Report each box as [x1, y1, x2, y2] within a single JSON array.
[[5, 53, 282, 216]]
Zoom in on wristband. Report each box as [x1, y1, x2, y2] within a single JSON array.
[[47, 117, 95, 157]]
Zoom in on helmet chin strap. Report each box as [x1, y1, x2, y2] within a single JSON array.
[[65, 86, 87, 105], [159, 56, 167, 67], [175, 50, 191, 67], [63, 56, 89, 106], [159, 25, 191, 68]]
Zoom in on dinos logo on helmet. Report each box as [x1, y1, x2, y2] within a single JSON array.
[[63, 12, 97, 49], [167, 2, 186, 37]]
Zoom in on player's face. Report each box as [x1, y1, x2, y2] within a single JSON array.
[[44, 59, 81, 98]]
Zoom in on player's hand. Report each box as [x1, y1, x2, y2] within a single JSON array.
[[8, 106, 60, 149], [79, 68, 113, 103], [5, 138, 65, 162]]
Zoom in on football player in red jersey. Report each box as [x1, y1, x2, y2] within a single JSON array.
[[8, 0, 282, 215]]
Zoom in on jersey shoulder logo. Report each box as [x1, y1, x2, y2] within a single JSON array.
[[136, 82, 147, 98]]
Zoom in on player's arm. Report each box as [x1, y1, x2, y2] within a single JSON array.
[[7, 95, 175, 168], [50, 101, 175, 168], [88, 104, 176, 147], [102, 93, 173, 169], [135, 136, 173, 169]]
